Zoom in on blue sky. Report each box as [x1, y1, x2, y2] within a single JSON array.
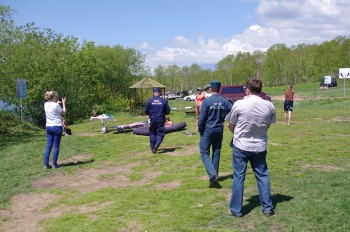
[[2, 0, 350, 70]]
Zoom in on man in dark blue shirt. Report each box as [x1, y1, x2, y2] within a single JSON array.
[[198, 81, 232, 187], [144, 88, 171, 154]]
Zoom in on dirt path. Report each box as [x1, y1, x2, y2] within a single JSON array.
[[271, 94, 311, 102], [0, 145, 201, 232]]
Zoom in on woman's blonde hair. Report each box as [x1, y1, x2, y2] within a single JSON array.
[[44, 91, 58, 100]]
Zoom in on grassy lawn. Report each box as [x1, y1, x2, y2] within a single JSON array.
[[0, 81, 349, 231]]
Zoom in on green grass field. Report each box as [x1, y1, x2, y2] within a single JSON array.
[[0, 81, 349, 231]]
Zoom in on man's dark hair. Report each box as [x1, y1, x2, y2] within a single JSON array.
[[246, 79, 262, 94]]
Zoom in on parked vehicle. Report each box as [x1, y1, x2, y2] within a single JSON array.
[[183, 93, 196, 101], [204, 92, 213, 97], [175, 91, 186, 98], [320, 77, 337, 87], [166, 93, 177, 100], [218, 85, 271, 103], [183, 92, 212, 101]]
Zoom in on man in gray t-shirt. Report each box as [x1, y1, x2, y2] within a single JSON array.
[[225, 79, 276, 217]]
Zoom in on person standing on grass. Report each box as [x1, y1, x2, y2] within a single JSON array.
[[144, 88, 171, 154], [43, 91, 66, 169], [195, 87, 206, 130], [225, 79, 276, 217], [58, 98, 69, 136], [198, 80, 232, 188], [284, 84, 294, 125]]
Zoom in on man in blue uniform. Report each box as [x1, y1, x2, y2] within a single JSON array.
[[198, 81, 232, 187], [144, 88, 171, 154]]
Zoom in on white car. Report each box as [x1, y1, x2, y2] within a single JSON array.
[[204, 92, 213, 97], [183, 94, 196, 101], [166, 93, 177, 100], [162, 92, 177, 100], [183, 92, 212, 101]]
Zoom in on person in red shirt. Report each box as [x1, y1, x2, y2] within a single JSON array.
[[284, 84, 294, 125], [165, 116, 173, 127]]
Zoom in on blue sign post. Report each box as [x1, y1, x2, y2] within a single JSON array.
[[16, 79, 27, 121], [16, 79, 27, 98]]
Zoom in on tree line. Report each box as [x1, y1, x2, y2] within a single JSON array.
[[1, 4, 349, 126], [153, 37, 350, 92], [0, 5, 144, 126]]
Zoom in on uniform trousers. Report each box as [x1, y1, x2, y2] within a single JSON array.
[[149, 119, 165, 150]]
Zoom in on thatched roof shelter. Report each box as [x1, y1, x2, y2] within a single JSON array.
[[129, 78, 166, 114]]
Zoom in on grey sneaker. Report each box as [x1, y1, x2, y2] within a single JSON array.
[[44, 165, 49, 170]]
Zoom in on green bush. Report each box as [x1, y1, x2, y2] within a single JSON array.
[[0, 111, 20, 134], [91, 96, 130, 116], [0, 110, 39, 135]]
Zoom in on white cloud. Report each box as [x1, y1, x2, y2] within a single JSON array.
[[145, 0, 350, 70], [256, 0, 350, 45], [137, 42, 153, 50], [172, 36, 191, 47], [145, 37, 232, 69]]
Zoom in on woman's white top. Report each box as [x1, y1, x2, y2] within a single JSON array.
[[44, 101, 63, 127]]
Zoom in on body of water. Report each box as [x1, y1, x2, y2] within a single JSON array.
[[0, 99, 13, 110]]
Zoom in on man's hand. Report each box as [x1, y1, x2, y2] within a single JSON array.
[[228, 122, 235, 133]]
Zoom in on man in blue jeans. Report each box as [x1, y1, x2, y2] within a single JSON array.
[[198, 80, 232, 188], [225, 79, 276, 217]]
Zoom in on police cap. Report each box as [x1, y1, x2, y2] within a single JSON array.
[[210, 80, 221, 89], [153, 88, 161, 93]]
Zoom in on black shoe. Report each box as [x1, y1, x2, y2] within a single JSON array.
[[209, 175, 219, 188], [227, 209, 242, 217], [263, 210, 275, 217], [152, 146, 158, 154], [52, 164, 61, 169]]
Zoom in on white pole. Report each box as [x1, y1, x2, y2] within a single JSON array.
[[20, 98, 23, 121]]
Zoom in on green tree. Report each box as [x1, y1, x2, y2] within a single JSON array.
[[263, 44, 292, 85], [214, 54, 235, 85], [313, 39, 343, 79], [231, 52, 256, 84], [0, 4, 16, 100], [154, 65, 167, 87], [188, 63, 202, 90], [180, 66, 191, 92], [166, 64, 181, 92], [338, 36, 350, 69], [95, 45, 144, 102]]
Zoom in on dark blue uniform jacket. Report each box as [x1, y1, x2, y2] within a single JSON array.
[[198, 94, 232, 132], [144, 96, 171, 121]]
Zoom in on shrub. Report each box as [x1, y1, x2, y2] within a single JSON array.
[[0, 111, 21, 134], [0, 111, 39, 135]]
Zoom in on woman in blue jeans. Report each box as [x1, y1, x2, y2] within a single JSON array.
[[43, 91, 66, 169]]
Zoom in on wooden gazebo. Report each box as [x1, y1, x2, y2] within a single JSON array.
[[129, 78, 166, 114]]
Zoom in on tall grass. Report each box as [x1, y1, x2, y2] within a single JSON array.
[[0, 81, 349, 231]]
